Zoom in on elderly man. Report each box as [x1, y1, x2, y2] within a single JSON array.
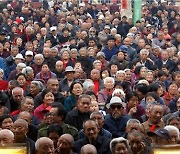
[[141, 104, 164, 137], [13, 119, 35, 153], [10, 87, 24, 112], [35, 137, 54, 154], [81, 144, 97, 154], [74, 119, 111, 154], [0, 129, 14, 145], [31, 54, 44, 75], [104, 96, 129, 138], [79, 112, 112, 139], [56, 134, 74, 154]]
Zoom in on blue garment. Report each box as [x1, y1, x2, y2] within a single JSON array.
[[102, 46, 118, 61], [0, 57, 7, 79], [168, 97, 178, 113], [104, 114, 129, 138], [64, 94, 77, 112]]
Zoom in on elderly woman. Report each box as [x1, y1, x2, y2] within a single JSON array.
[[164, 125, 180, 145], [83, 79, 95, 93], [0, 68, 8, 91], [110, 137, 131, 154], [93, 60, 102, 71], [31, 54, 44, 76], [28, 80, 44, 98], [60, 48, 74, 69], [98, 77, 114, 108], [22, 66, 34, 83], [115, 70, 125, 82]]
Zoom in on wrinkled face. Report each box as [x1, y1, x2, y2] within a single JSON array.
[[1, 118, 13, 130], [43, 92, 54, 106], [104, 79, 114, 89], [149, 105, 163, 124], [70, 50, 78, 59], [57, 136, 72, 153], [116, 73, 125, 82], [65, 72, 74, 81], [128, 135, 143, 154], [110, 103, 123, 119], [30, 83, 40, 95], [94, 63, 102, 71], [84, 121, 99, 142], [72, 83, 83, 96], [48, 80, 59, 94], [21, 98, 34, 113], [126, 123, 140, 133], [161, 51, 168, 60], [12, 89, 23, 103], [114, 143, 129, 154], [77, 97, 91, 113], [35, 56, 44, 65], [38, 140, 54, 154], [168, 83, 178, 96], [169, 130, 179, 144], [13, 122, 28, 140], [62, 51, 70, 60], [91, 69, 100, 80], [90, 114, 104, 128], [145, 72, 154, 82], [140, 52, 148, 60]]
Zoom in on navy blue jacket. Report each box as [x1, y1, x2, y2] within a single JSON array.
[[104, 114, 130, 138]]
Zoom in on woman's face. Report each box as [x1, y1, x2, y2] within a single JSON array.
[[128, 96, 138, 109], [111, 65, 118, 74], [140, 68, 147, 78], [30, 83, 40, 96], [41, 64, 49, 73], [116, 73, 125, 81], [17, 75, 26, 87], [125, 71, 132, 81], [114, 142, 129, 154], [43, 92, 54, 106], [1, 118, 13, 130], [145, 72, 154, 82], [4, 42, 10, 49], [104, 79, 114, 90], [72, 83, 83, 96], [62, 51, 70, 60], [157, 86, 164, 97]]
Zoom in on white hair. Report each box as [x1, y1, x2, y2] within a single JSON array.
[[112, 89, 125, 98], [22, 66, 33, 75], [140, 49, 149, 56], [83, 79, 94, 91], [126, 119, 141, 127], [0, 129, 14, 139], [103, 77, 115, 85], [116, 70, 125, 78], [34, 54, 44, 60], [12, 87, 24, 95], [164, 125, 180, 137], [35, 137, 53, 150], [177, 51, 180, 56], [93, 60, 102, 66]]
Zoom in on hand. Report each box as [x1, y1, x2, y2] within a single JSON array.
[[128, 107, 137, 115]]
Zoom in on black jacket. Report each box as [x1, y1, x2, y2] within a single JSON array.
[[74, 136, 111, 154], [64, 109, 90, 131]]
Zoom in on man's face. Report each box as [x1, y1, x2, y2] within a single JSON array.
[[38, 140, 54, 154], [126, 123, 140, 133], [65, 72, 74, 81], [57, 136, 72, 153], [140, 52, 148, 61], [107, 40, 115, 48], [12, 89, 23, 103], [77, 97, 91, 113], [84, 121, 99, 142], [90, 114, 104, 129], [47, 79, 59, 94], [128, 135, 143, 154], [13, 122, 28, 140], [169, 130, 179, 144], [90, 69, 100, 81], [21, 98, 34, 113], [0, 132, 14, 145], [110, 103, 123, 119], [149, 105, 163, 124]]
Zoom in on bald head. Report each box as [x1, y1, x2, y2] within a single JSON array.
[[18, 111, 32, 124], [12, 87, 24, 103], [35, 137, 54, 154], [14, 119, 28, 129], [0, 129, 14, 145], [81, 144, 97, 154]]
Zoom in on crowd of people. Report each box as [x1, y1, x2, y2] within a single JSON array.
[[0, 0, 179, 154]]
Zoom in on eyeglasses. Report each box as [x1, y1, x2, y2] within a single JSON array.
[[110, 105, 123, 109], [90, 31, 95, 33]]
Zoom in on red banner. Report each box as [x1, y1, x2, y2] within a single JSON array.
[[121, 0, 127, 9]]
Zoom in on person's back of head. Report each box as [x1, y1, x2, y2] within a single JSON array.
[[81, 144, 97, 154]]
